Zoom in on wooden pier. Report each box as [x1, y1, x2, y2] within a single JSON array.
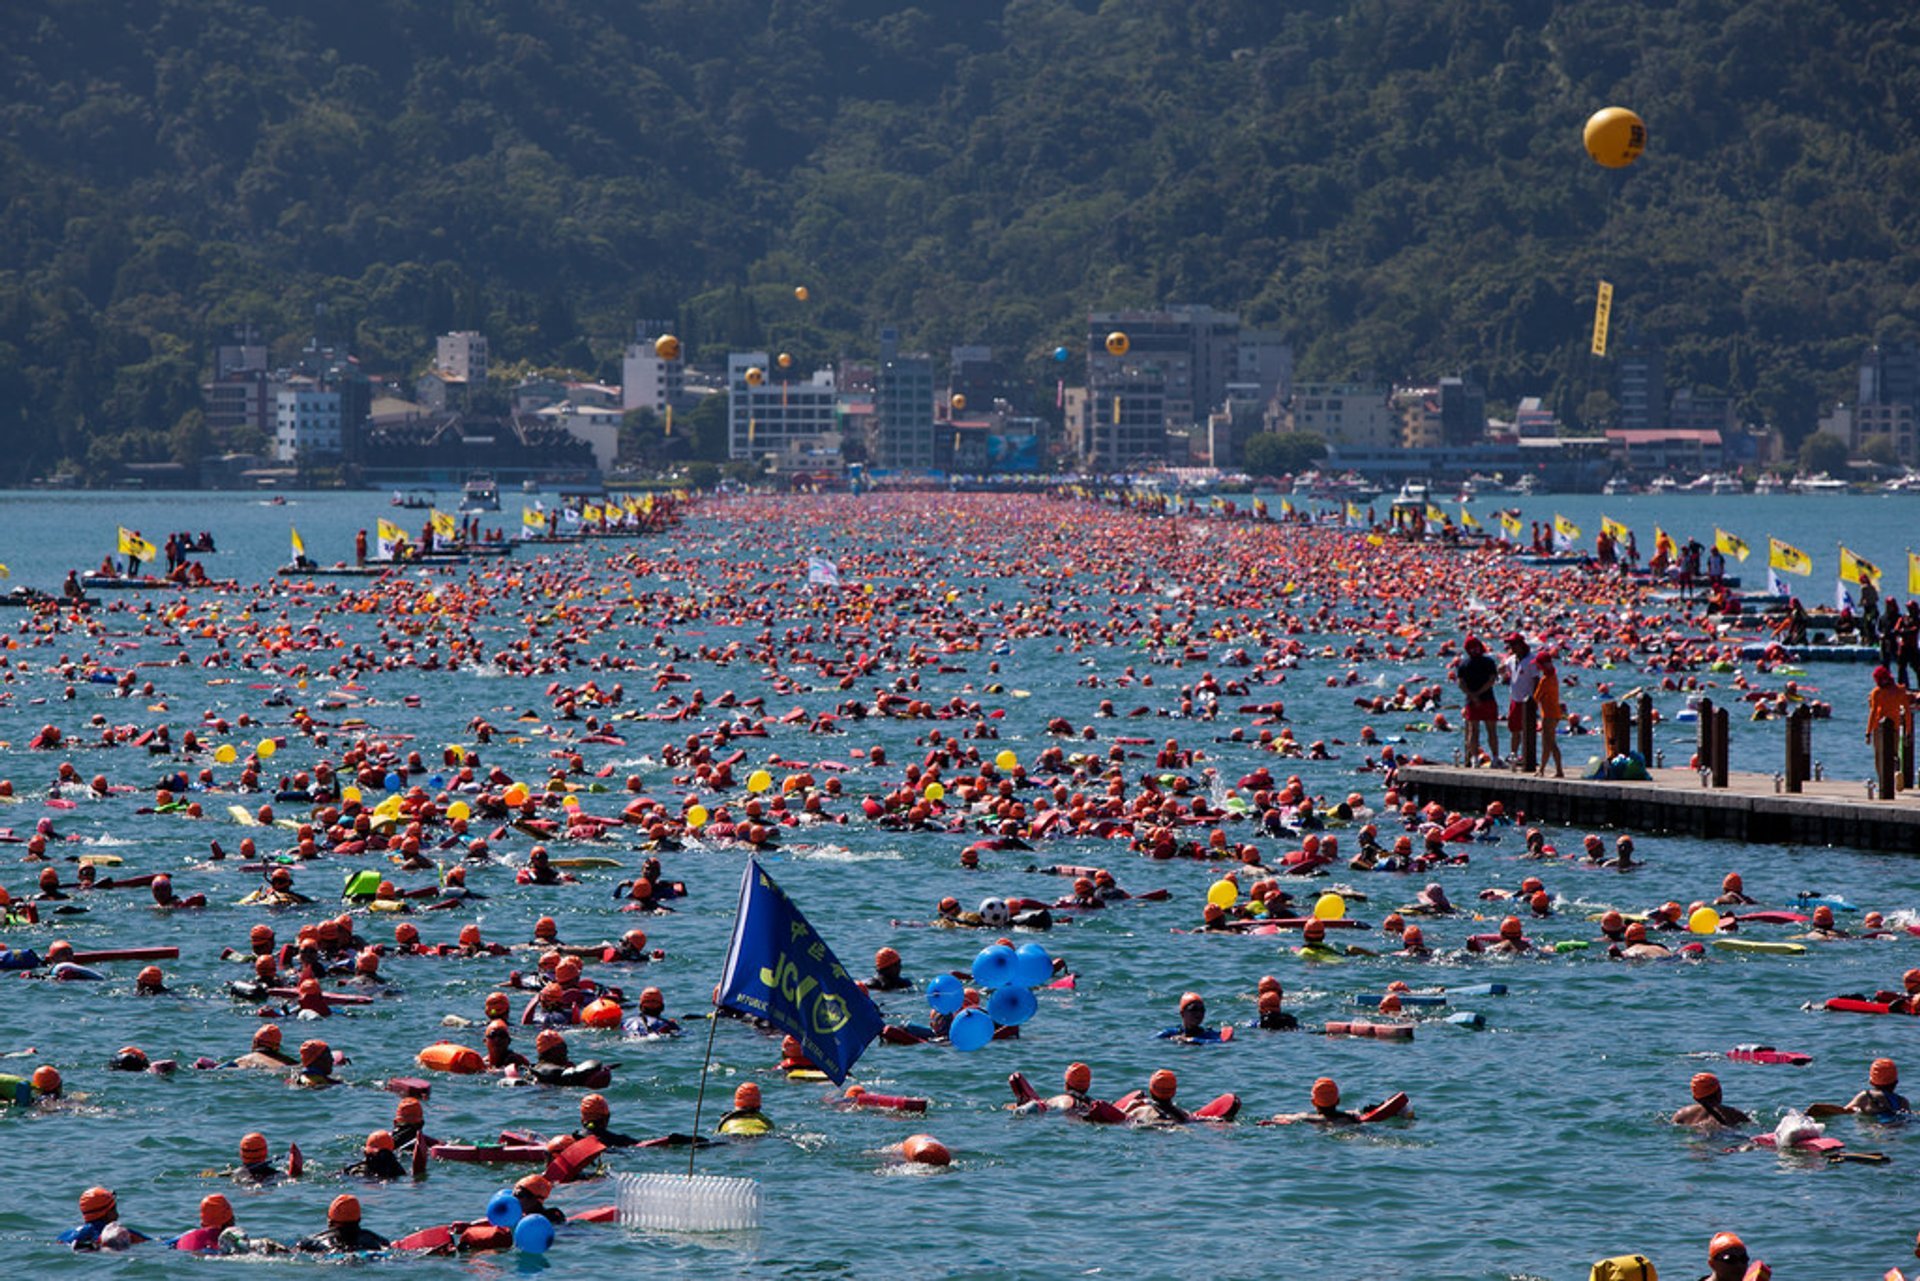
[[1396, 764, 1920, 851]]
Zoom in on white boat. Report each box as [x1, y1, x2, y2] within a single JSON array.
[[1881, 472, 1920, 494], [1602, 475, 1637, 495], [1710, 474, 1743, 495], [1754, 473, 1785, 494], [1789, 472, 1848, 494], [459, 471, 500, 513], [1647, 475, 1680, 494]]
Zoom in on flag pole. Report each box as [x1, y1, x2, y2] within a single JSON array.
[[686, 991, 723, 1178]]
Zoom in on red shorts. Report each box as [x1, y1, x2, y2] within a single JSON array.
[[1507, 703, 1528, 734], [1463, 700, 1499, 723]]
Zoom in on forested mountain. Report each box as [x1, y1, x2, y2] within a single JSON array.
[[2, 0, 1917, 480]]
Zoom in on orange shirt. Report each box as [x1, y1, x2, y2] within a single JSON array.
[[1867, 683, 1912, 737]]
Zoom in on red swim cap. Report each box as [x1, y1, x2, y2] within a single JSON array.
[[79, 1186, 116, 1223], [1148, 1069, 1178, 1101], [366, 1130, 395, 1152], [239, 1132, 269, 1163], [394, 1097, 423, 1125], [1499, 915, 1523, 939], [581, 1093, 611, 1122], [1872, 1057, 1899, 1087], [328, 1194, 361, 1223], [1064, 1062, 1092, 1093], [733, 1082, 761, 1111], [1311, 1077, 1340, 1108], [200, 1193, 234, 1229], [515, 1173, 553, 1199], [1691, 1072, 1720, 1101]]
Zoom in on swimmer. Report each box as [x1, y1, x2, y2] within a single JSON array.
[[1597, 911, 1628, 945], [1840, 1057, 1910, 1117], [234, 1131, 293, 1184], [483, 1020, 529, 1069], [1267, 1076, 1363, 1125], [169, 1193, 286, 1255], [294, 1195, 389, 1253], [1715, 873, 1758, 907], [1025, 1061, 1112, 1117], [1125, 1069, 1189, 1125], [1670, 1073, 1750, 1128], [1248, 985, 1297, 1031], [342, 1130, 405, 1180], [868, 946, 912, 991], [391, 1096, 430, 1152], [291, 1038, 338, 1088], [0, 1064, 61, 1108], [716, 1082, 772, 1135], [512, 1173, 566, 1224], [1396, 924, 1430, 957], [1793, 905, 1849, 940], [1613, 922, 1671, 959], [575, 1092, 640, 1147], [1704, 1231, 1771, 1281], [1157, 991, 1231, 1043], [61, 1186, 150, 1250], [622, 985, 680, 1037], [1469, 915, 1531, 955]]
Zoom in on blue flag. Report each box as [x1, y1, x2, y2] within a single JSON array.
[[716, 858, 883, 1084]]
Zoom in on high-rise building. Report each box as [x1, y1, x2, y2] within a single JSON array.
[[1287, 383, 1397, 449], [1859, 341, 1920, 408], [876, 350, 936, 470], [727, 353, 837, 460], [1615, 344, 1665, 432], [1081, 367, 1168, 470], [436, 331, 489, 384], [1439, 376, 1487, 446], [621, 335, 685, 415]]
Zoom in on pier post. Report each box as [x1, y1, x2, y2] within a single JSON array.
[[1876, 722, 1900, 801], [1636, 693, 1655, 764], [1904, 718, 1915, 792], [1696, 698, 1716, 775], [1520, 701, 1538, 774], [1784, 706, 1809, 793], [1600, 701, 1625, 759], [1711, 707, 1730, 789]]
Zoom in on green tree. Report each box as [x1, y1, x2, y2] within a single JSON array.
[[1798, 432, 1850, 474], [1241, 431, 1327, 476], [1859, 435, 1899, 467]]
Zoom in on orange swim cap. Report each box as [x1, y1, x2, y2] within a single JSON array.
[[458, 924, 482, 946], [535, 916, 558, 940], [1257, 975, 1281, 996], [1179, 991, 1204, 1010], [1601, 910, 1624, 932], [1872, 1057, 1899, 1087], [1064, 1062, 1092, 1093], [1905, 969, 1920, 992], [1378, 994, 1402, 1014], [1722, 873, 1743, 892], [485, 1019, 511, 1041], [515, 1174, 553, 1200], [1625, 922, 1648, 943], [640, 986, 664, 1012], [1258, 991, 1281, 1013], [299, 1039, 330, 1069], [1813, 905, 1835, 927], [901, 1133, 951, 1166], [239, 1132, 269, 1163], [394, 1097, 424, 1125], [1499, 916, 1523, 940], [1691, 1072, 1721, 1101], [581, 1093, 611, 1122], [328, 1194, 361, 1223], [875, 947, 901, 969], [483, 992, 510, 1019], [1303, 919, 1326, 942], [780, 1035, 804, 1061], [1708, 1231, 1745, 1258], [79, 1186, 116, 1222], [555, 957, 582, 984], [249, 924, 274, 947], [1148, 1069, 1178, 1102], [394, 922, 419, 945], [1529, 891, 1550, 914], [1311, 1077, 1340, 1108], [733, 1082, 762, 1111], [366, 1130, 394, 1152], [1520, 877, 1544, 894], [200, 1193, 234, 1229], [1382, 912, 1405, 932], [31, 1064, 60, 1095], [136, 965, 164, 989], [534, 1028, 565, 1054]]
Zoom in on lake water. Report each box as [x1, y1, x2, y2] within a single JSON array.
[[1, 488, 1917, 1281]]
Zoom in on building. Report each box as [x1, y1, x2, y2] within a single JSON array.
[[1605, 428, 1725, 475], [436, 332, 489, 384], [1081, 367, 1168, 471], [1286, 382, 1397, 450], [1439, 377, 1487, 447], [621, 334, 685, 415], [1667, 388, 1736, 435], [948, 346, 1000, 415], [1513, 396, 1559, 438], [202, 324, 276, 444], [1855, 402, 1919, 464], [1615, 344, 1665, 432], [1855, 342, 1920, 464], [1236, 328, 1293, 405], [275, 378, 345, 461], [534, 402, 625, 473], [874, 341, 936, 470], [727, 352, 838, 461]]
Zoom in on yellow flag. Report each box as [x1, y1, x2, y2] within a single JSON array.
[[118, 527, 157, 561], [290, 526, 304, 559], [377, 518, 405, 545], [1499, 511, 1523, 536], [1768, 537, 1811, 576], [1426, 502, 1446, 523], [1280, 499, 1295, 517], [0, 563, 9, 579], [429, 509, 457, 539], [522, 507, 545, 530], [1554, 514, 1582, 541], [1714, 528, 1750, 562], [1840, 546, 1881, 587], [1910, 551, 1920, 596], [1460, 509, 1480, 529], [1601, 515, 1630, 541], [1591, 281, 1614, 357], [1365, 533, 1385, 547]]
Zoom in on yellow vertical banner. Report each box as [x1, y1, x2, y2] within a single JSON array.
[[664, 405, 673, 437], [1112, 396, 1121, 425], [1591, 280, 1614, 357]]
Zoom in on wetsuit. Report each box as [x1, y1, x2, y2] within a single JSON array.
[[295, 1224, 389, 1252]]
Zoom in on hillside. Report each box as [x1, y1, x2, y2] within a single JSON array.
[[1, 0, 1917, 480]]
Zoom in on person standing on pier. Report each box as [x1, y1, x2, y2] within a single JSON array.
[[1456, 636, 1501, 766], [1865, 665, 1912, 753], [1502, 634, 1540, 767]]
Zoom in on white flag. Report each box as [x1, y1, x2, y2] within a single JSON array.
[[806, 556, 841, 588]]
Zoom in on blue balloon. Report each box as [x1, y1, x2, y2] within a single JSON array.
[[384, 771, 403, 791], [987, 983, 1037, 1027], [949, 1007, 994, 1051], [428, 774, 445, 789], [1052, 345, 1070, 363], [926, 972, 964, 1016], [971, 944, 1016, 988], [486, 1189, 522, 1228], [1012, 943, 1053, 988], [513, 1213, 555, 1254]]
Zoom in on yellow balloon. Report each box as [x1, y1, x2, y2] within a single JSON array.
[[561, 794, 580, 809], [686, 804, 709, 829], [794, 286, 810, 302], [777, 352, 793, 369], [744, 366, 765, 387], [950, 393, 966, 411], [747, 769, 773, 794], [256, 738, 276, 759], [923, 781, 946, 802], [654, 334, 681, 360], [213, 744, 237, 764], [1313, 892, 1346, 921], [994, 750, 1018, 772], [447, 800, 471, 821], [1584, 106, 1646, 168], [1688, 906, 1721, 936], [341, 785, 362, 805], [1207, 879, 1239, 910], [1105, 331, 1130, 356]]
